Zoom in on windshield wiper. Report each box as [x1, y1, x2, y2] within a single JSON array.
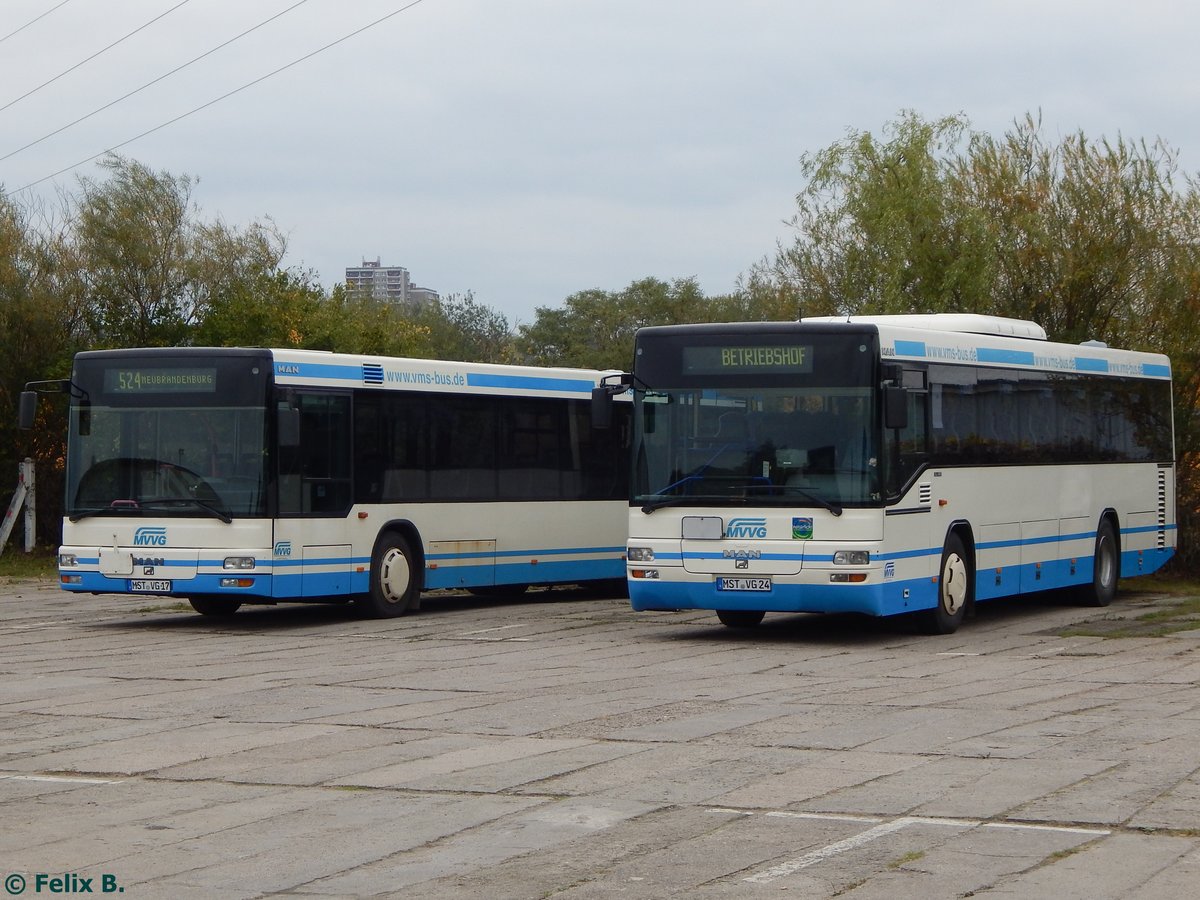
[[640, 485, 844, 517], [68, 497, 233, 524], [778, 485, 843, 517], [68, 506, 126, 523], [138, 497, 232, 523], [639, 494, 724, 514]]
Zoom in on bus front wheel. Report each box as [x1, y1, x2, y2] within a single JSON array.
[[188, 596, 242, 616], [360, 532, 419, 618], [919, 534, 971, 635]]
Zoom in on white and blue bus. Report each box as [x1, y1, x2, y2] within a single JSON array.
[[598, 314, 1174, 634], [21, 347, 630, 617]]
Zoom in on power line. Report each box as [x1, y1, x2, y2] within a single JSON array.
[[0, 0, 76, 45], [0, 0, 193, 115], [1, 0, 312, 163], [12, 0, 432, 194]]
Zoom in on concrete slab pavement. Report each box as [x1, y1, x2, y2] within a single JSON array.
[[2, 580, 1199, 897]]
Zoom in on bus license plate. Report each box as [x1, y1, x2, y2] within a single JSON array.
[[717, 577, 772, 592], [130, 580, 172, 593]]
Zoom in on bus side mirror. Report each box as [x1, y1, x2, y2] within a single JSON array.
[[278, 406, 301, 447], [18, 391, 37, 429], [591, 386, 613, 430], [883, 385, 908, 430]]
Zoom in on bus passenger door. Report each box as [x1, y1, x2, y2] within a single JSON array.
[[274, 390, 354, 599]]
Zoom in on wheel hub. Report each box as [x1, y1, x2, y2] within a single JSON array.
[[379, 547, 411, 604], [942, 552, 967, 615]]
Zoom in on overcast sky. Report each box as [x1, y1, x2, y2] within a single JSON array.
[[2, 0, 1196, 325]]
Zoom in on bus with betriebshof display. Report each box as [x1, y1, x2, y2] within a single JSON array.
[[592, 314, 1174, 634]]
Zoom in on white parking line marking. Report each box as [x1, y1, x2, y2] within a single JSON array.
[[745, 818, 915, 883], [709, 810, 1113, 884]]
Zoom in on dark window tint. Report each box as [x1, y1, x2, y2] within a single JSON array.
[[927, 364, 1171, 465], [351, 391, 630, 505]]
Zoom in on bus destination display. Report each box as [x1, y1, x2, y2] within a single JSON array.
[[104, 367, 218, 394], [682, 345, 813, 375]]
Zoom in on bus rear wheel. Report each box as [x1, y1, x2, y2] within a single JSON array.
[[359, 532, 419, 618], [717, 610, 765, 628], [1080, 519, 1118, 607], [919, 534, 971, 635]]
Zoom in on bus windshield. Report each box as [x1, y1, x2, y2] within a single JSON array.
[[635, 386, 879, 511], [65, 353, 271, 521], [632, 328, 881, 511]]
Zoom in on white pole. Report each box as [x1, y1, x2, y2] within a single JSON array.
[[0, 461, 30, 556], [23, 458, 35, 553]]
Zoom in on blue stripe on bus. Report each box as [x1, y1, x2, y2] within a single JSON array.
[[671, 524, 1177, 568], [869, 340, 1167, 379], [630, 548, 1176, 617], [424, 557, 624, 589], [894, 340, 926, 358], [427, 545, 625, 561], [977, 347, 1036, 366], [465, 373, 594, 393], [273, 363, 597, 393], [275, 362, 362, 381]]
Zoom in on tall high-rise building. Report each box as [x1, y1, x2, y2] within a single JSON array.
[[345, 258, 439, 308]]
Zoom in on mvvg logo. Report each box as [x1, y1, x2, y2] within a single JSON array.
[[133, 526, 167, 546], [726, 517, 767, 539], [274, 541, 293, 557]]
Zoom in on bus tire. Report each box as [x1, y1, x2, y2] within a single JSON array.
[[360, 532, 419, 618], [717, 609, 765, 628], [920, 533, 971, 635], [188, 596, 242, 616], [1081, 519, 1119, 607]]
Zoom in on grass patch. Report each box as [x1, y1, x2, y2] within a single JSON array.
[[135, 603, 192, 615], [888, 850, 926, 869], [1060, 583, 1200, 638], [0, 546, 58, 580]]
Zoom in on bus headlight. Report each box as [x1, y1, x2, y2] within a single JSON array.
[[58, 553, 79, 568], [627, 547, 655, 562], [833, 550, 870, 566], [223, 557, 256, 570]]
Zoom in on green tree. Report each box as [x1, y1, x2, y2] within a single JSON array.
[[411, 292, 513, 363], [764, 111, 1200, 569], [0, 192, 79, 544], [193, 268, 329, 348], [515, 276, 739, 369], [70, 154, 287, 348], [766, 112, 994, 317], [71, 155, 195, 346]]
